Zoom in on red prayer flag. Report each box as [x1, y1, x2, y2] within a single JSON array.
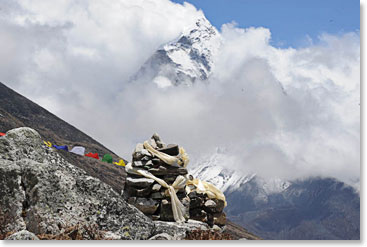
[[85, 152, 99, 159]]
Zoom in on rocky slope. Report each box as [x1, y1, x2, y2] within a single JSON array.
[[0, 82, 126, 193], [191, 151, 360, 240], [0, 127, 231, 240], [131, 16, 221, 87], [0, 82, 259, 240], [0, 127, 154, 239]]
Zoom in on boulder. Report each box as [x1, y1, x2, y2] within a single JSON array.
[[0, 127, 155, 240]]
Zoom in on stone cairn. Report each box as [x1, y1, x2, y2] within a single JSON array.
[[123, 134, 226, 227]]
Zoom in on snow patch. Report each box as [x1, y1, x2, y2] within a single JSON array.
[[153, 76, 172, 88]]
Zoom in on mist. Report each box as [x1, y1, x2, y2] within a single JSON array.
[[0, 0, 360, 189]]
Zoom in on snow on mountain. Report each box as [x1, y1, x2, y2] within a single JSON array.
[[189, 148, 291, 195], [131, 16, 222, 86]]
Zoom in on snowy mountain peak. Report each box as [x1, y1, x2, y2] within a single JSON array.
[[189, 149, 291, 195], [189, 150, 257, 193], [131, 16, 222, 87]]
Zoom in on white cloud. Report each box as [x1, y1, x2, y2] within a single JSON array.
[[0, 0, 360, 189]]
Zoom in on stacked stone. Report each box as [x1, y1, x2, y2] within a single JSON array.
[[187, 191, 226, 226], [123, 134, 226, 227]]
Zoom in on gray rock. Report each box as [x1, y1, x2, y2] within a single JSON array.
[[211, 225, 221, 232], [0, 127, 155, 240], [127, 197, 137, 204], [213, 199, 225, 213], [150, 215, 160, 221], [141, 149, 152, 157], [181, 196, 191, 220], [148, 166, 167, 176], [132, 143, 144, 160], [205, 200, 216, 208], [188, 191, 198, 199], [144, 160, 154, 168], [151, 192, 164, 200], [134, 198, 159, 215], [151, 158, 162, 166], [149, 233, 174, 240], [133, 161, 144, 167], [141, 156, 151, 161], [149, 166, 188, 176], [152, 133, 161, 142], [126, 177, 154, 188], [153, 220, 210, 240], [5, 230, 39, 240], [152, 183, 162, 192], [156, 141, 166, 149], [204, 199, 217, 213], [158, 144, 179, 156], [189, 208, 207, 222], [159, 199, 174, 221], [125, 185, 152, 197], [103, 231, 122, 240], [134, 143, 144, 153], [213, 212, 226, 226], [190, 196, 204, 209]]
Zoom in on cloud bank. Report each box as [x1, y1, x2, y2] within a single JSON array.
[[0, 0, 360, 188]]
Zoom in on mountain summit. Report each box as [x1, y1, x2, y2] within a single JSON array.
[[131, 17, 221, 87]]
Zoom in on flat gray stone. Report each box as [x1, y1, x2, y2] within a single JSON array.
[[152, 183, 162, 192], [126, 177, 154, 188], [5, 230, 39, 240], [134, 198, 159, 215], [153, 220, 210, 240]]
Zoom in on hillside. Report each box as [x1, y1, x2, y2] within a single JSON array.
[[0, 81, 258, 240], [0, 82, 126, 192]]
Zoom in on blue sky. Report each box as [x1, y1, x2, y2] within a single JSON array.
[[171, 0, 360, 48]]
